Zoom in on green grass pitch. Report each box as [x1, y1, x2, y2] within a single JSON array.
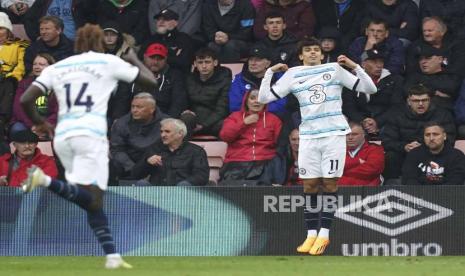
[[2, 256, 465, 276]]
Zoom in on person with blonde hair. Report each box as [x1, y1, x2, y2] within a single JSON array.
[[19, 23, 157, 269]]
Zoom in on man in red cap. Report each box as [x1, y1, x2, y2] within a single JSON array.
[[139, 42, 188, 118]]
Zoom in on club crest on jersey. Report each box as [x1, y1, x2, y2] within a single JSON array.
[[323, 73, 331, 80]]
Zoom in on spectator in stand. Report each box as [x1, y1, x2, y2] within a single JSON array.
[[254, 11, 298, 66], [229, 46, 287, 115], [138, 43, 187, 118], [84, 0, 150, 45], [312, 0, 366, 51], [202, 0, 255, 63], [342, 48, 404, 140], [181, 48, 231, 138], [381, 84, 456, 180], [101, 21, 136, 125], [402, 121, 465, 185], [420, 0, 465, 39], [254, 0, 315, 41], [219, 89, 283, 185], [1, 0, 34, 23], [22, 0, 90, 40], [338, 121, 384, 186], [455, 80, 465, 139], [280, 128, 303, 185], [0, 129, 57, 187], [10, 53, 57, 136], [348, 18, 405, 75], [131, 118, 209, 186], [317, 26, 342, 64], [0, 12, 28, 139], [404, 44, 462, 112], [24, 15, 73, 73], [406, 16, 465, 78], [147, 0, 202, 38], [109, 93, 169, 183], [143, 9, 194, 73], [364, 0, 420, 46]]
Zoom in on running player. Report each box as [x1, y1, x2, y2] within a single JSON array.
[[20, 24, 157, 269], [258, 38, 377, 255]]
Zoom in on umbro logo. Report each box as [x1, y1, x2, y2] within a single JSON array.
[[335, 189, 453, 236]]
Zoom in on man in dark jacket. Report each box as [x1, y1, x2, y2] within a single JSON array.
[[404, 44, 462, 112], [420, 0, 465, 39], [402, 121, 465, 185], [254, 11, 299, 66], [110, 93, 169, 182], [24, 15, 74, 73], [342, 48, 404, 140], [201, 0, 255, 63], [181, 48, 232, 137], [140, 42, 188, 118], [348, 18, 405, 74], [312, 0, 366, 51], [406, 16, 465, 78], [381, 84, 456, 179], [143, 9, 194, 73], [364, 0, 420, 44], [131, 118, 209, 186]]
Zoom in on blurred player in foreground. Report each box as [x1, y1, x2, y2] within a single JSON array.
[[259, 38, 377, 255], [20, 24, 157, 269]]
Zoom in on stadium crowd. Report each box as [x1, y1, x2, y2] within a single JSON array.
[[0, 0, 465, 186]]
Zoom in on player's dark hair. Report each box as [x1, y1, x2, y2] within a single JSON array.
[[297, 38, 322, 55], [407, 84, 433, 98], [194, 48, 218, 61], [264, 11, 285, 23], [39, 15, 64, 30], [74, 24, 105, 54]]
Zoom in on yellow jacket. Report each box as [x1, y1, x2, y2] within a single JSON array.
[[0, 39, 29, 81]]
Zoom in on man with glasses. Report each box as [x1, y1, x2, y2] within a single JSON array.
[[381, 84, 456, 181]]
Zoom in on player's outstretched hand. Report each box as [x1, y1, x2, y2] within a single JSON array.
[[270, 63, 289, 73], [337, 55, 357, 70], [32, 121, 54, 139]]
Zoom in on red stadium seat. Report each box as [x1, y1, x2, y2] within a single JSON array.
[[191, 141, 227, 185], [221, 63, 244, 77], [454, 140, 465, 155]]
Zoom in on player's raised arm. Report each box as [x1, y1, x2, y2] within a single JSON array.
[[337, 55, 377, 95], [258, 63, 290, 104], [121, 48, 158, 91]]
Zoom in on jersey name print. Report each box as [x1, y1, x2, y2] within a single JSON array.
[[32, 51, 139, 139]]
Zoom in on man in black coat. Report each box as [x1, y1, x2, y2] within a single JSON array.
[[404, 44, 462, 112], [143, 9, 194, 73], [402, 121, 465, 185], [342, 48, 404, 140], [131, 118, 209, 186], [381, 84, 456, 179], [24, 15, 74, 73]]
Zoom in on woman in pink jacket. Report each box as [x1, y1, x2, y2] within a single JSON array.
[[219, 89, 283, 185]]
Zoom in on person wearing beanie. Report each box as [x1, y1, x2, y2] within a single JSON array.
[[317, 26, 342, 63], [0, 11, 29, 143], [0, 129, 58, 187], [102, 20, 136, 57]]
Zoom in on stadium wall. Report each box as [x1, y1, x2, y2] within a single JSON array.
[[0, 187, 462, 256]]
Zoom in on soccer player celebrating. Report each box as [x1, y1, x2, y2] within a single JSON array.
[[258, 38, 377, 255], [20, 24, 157, 269]]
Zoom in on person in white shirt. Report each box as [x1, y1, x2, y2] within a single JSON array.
[[259, 37, 377, 255], [19, 24, 157, 269]]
